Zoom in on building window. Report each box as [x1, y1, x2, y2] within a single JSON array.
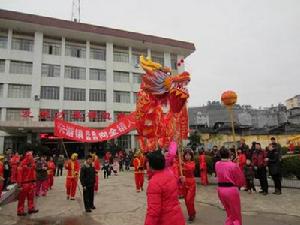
[[88, 110, 106, 122], [0, 35, 8, 48], [6, 108, 29, 121], [151, 51, 164, 66], [43, 41, 61, 55], [40, 86, 60, 100], [0, 84, 3, 97], [113, 71, 129, 83], [39, 109, 59, 121], [116, 135, 131, 149], [171, 54, 177, 70], [89, 89, 106, 102], [132, 48, 147, 65], [8, 84, 31, 98], [133, 92, 138, 103], [0, 59, 5, 72], [113, 91, 130, 103], [9, 61, 32, 75], [11, 38, 33, 51], [64, 87, 86, 101], [41, 64, 60, 77], [133, 73, 142, 84], [89, 69, 106, 81], [113, 46, 129, 63], [90, 46, 106, 60], [65, 66, 86, 80], [63, 110, 85, 122], [113, 111, 130, 121], [65, 42, 86, 58]]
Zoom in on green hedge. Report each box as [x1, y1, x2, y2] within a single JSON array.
[[281, 155, 300, 179]]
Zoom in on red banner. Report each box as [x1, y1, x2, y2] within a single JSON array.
[[54, 112, 136, 143]]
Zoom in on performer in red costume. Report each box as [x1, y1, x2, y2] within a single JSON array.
[[237, 149, 246, 171], [47, 157, 56, 190], [215, 148, 245, 225], [17, 151, 39, 216], [92, 153, 101, 192], [10, 152, 20, 184], [0, 155, 4, 198], [65, 153, 80, 200], [133, 151, 145, 192], [181, 149, 196, 223], [199, 150, 209, 186]]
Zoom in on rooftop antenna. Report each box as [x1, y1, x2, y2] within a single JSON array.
[[71, 0, 81, 22]]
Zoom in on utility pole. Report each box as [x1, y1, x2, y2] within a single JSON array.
[[71, 0, 81, 22]]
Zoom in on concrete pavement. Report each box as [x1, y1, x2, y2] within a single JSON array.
[[0, 170, 299, 225]]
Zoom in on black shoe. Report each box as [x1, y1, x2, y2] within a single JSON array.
[[28, 209, 39, 214], [262, 192, 268, 196], [86, 209, 92, 213], [91, 206, 96, 210], [188, 216, 195, 223], [259, 190, 264, 194], [17, 212, 27, 216], [273, 191, 282, 195]]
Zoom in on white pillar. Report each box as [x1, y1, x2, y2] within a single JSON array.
[[86, 41, 90, 121], [0, 136, 4, 154], [128, 46, 132, 64], [147, 48, 151, 58], [7, 29, 12, 50], [59, 37, 66, 112], [106, 43, 114, 122], [31, 32, 43, 121], [131, 134, 135, 150], [177, 55, 185, 73]]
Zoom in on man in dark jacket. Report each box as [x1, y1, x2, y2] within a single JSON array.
[[252, 143, 268, 195], [80, 155, 96, 213], [266, 143, 282, 195], [270, 137, 282, 160]]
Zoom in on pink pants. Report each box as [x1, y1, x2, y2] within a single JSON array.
[[36, 180, 48, 196], [218, 187, 242, 225]]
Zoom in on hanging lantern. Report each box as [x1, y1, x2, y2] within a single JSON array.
[[221, 90, 237, 107]]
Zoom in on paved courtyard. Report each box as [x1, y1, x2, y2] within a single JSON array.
[[0, 171, 299, 225]]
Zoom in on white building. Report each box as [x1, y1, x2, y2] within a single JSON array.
[[0, 9, 195, 154], [286, 95, 300, 110]]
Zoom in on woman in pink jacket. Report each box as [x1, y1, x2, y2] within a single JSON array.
[[215, 148, 245, 225], [144, 150, 185, 225]]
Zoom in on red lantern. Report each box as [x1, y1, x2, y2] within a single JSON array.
[[221, 91, 237, 107]]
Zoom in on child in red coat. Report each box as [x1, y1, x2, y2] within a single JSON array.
[[144, 150, 185, 225]]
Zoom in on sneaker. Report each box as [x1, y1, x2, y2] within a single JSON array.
[[136, 189, 141, 193], [17, 212, 27, 216], [28, 209, 39, 214]]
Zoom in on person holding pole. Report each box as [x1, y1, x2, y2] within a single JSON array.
[[181, 148, 196, 223]]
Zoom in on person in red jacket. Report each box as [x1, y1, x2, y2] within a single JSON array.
[[144, 150, 185, 225], [181, 148, 197, 222], [0, 155, 4, 198], [65, 153, 80, 200], [215, 148, 245, 225], [92, 153, 101, 192], [236, 148, 247, 171], [17, 151, 39, 216], [199, 150, 209, 186], [10, 152, 20, 184], [47, 157, 56, 190], [133, 151, 144, 192]]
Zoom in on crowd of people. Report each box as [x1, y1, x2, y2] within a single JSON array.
[[211, 137, 283, 195], [0, 137, 284, 224]]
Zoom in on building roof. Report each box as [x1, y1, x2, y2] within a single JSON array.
[[0, 9, 195, 51]]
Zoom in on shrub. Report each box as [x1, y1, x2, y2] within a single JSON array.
[[281, 155, 300, 179], [281, 146, 288, 155]]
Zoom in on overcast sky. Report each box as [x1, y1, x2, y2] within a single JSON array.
[[1, 0, 299, 108]]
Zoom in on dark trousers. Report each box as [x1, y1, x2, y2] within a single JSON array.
[[83, 186, 94, 210], [257, 167, 268, 193], [246, 178, 256, 191], [271, 174, 282, 192], [56, 166, 63, 176]]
